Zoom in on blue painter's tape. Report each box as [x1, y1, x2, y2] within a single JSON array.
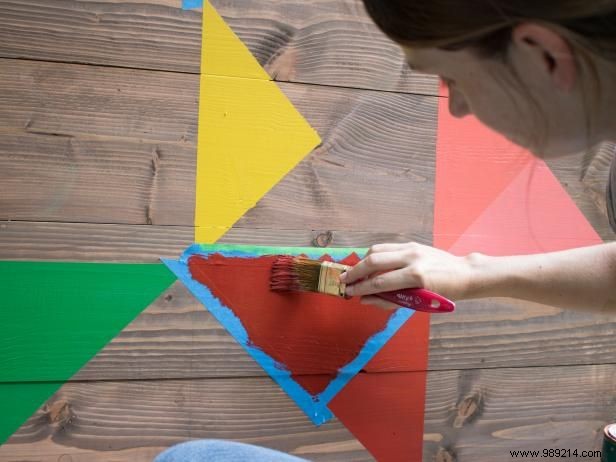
[[182, 0, 202, 10], [164, 244, 415, 425]]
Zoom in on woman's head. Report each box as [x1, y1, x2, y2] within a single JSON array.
[[361, 0, 616, 157]]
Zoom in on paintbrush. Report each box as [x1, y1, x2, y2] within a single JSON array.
[[270, 256, 455, 313]]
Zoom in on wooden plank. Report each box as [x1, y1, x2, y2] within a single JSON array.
[[0, 0, 438, 95], [0, 59, 438, 233], [0, 134, 197, 226], [0, 224, 613, 379], [0, 60, 199, 144], [1, 364, 613, 461], [67, 282, 616, 381], [0, 222, 430, 262], [0, 58, 198, 224], [0, 221, 194, 262]]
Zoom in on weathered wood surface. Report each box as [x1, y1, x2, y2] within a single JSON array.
[[1, 364, 613, 461], [0, 275, 610, 382], [72, 282, 616, 378], [1, 59, 613, 238], [0, 58, 438, 233], [2, 0, 616, 460], [0, 0, 613, 239], [0, 0, 438, 95], [0, 221, 431, 262], [0, 378, 372, 462], [1, 59, 612, 238]]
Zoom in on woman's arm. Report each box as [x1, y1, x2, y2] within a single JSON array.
[[464, 242, 616, 313], [340, 242, 616, 314]]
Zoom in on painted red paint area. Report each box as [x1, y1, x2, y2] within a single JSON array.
[[330, 371, 427, 462], [364, 311, 430, 372], [188, 253, 407, 395]]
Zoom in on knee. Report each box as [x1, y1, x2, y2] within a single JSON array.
[[154, 439, 233, 462]]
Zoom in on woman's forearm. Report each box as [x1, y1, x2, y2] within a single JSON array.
[[464, 242, 616, 313]]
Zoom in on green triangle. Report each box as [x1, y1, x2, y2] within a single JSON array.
[[0, 261, 176, 444]]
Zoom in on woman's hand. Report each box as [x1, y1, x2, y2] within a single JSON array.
[[339, 242, 476, 309]]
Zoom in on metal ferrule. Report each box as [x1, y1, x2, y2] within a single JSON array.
[[317, 261, 351, 297]]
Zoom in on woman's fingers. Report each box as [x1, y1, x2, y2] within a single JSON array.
[[366, 243, 409, 256], [345, 268, 418, 296], [336, 241, 472, 302], [360, 296, 399, 310], [341, 251, 408, 285]]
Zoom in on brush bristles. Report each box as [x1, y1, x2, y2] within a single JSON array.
[[270, 256, 322, 293]]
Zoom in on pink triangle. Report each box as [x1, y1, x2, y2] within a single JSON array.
[[446, 159, 602, 255]]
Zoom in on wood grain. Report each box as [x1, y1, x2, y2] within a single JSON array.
[[0, 134, 196, 226], [0, 221, 194, 263], [0, 378, 372, 461], [1, 364, 613, 461], [0, 221, 431, 262], [421, 365, 613, 461], [0, 59, 199, 143], [2, 0, 615, 459], [0, 59, 438, 233], [0, 0, 438, 95], [65, 282, 616, 381]]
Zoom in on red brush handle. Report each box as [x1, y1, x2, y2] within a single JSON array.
[[375, 288, 455, 313]]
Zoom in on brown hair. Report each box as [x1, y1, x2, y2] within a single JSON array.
[[361, 0, 616, 60], [362, 0, 616, 156]]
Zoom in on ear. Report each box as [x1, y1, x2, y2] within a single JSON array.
[[512, 23, 577, 92]]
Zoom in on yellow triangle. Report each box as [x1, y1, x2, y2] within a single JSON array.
[[202, 1, 270, 80], [195, 3, 321, 243]]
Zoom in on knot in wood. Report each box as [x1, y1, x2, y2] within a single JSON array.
[[46, 399, 74, 427], [312, 231, 333, 248], [454, 394, 480, 428], [435, 447, 456, 462], [151, 146, 162, 173]]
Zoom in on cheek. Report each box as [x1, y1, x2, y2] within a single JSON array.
[[438, 78, 449, 95]]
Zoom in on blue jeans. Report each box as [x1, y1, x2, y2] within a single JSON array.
[[154, 440, 310, 462]]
